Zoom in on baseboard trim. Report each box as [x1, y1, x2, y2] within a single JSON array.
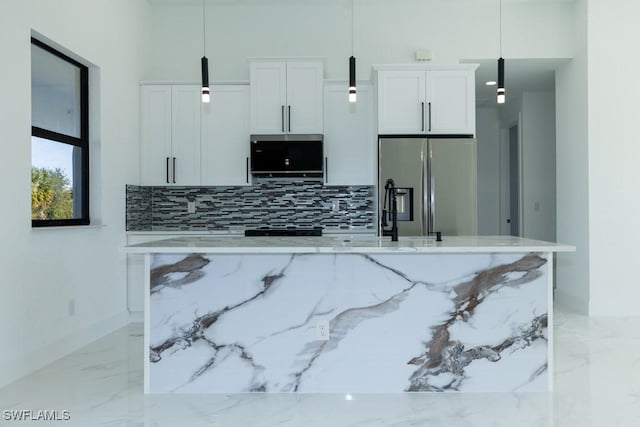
[[0, 311, 130, 389], [128, 310, 143, 323]]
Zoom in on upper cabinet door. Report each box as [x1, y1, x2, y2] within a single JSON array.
[[140, 85, 172, 186], [323, 82, 375, 186], [170, 85, 201, 185], [375, 65, 477, 136], [250, 60, 323, 134], [250, 62, 287, 134], [426, 70, 476, 135], [140, 85, 201, 185], [377, 70, 426, 134], [201, 85, 251, 186], [285, 61, 324, 134]]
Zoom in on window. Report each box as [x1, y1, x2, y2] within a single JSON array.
[[31, 38, 89, 226]]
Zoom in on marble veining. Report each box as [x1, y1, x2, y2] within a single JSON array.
[[150, 254, 210, 294], [407, 254, 548, 391], [3, 307, 640, 426], [148, 252, 550, 393]]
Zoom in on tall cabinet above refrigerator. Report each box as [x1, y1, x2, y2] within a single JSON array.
[[378, 137, 477, 237]]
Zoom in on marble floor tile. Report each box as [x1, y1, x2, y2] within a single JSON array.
[[1, 307, 640, 426]]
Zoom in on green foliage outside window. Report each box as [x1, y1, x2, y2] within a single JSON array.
[[31, 167, 73, 220]]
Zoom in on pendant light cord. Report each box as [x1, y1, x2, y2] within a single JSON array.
[[499, 0, 502, 57], [203, 0, 206, 55], [351, 0, 355, 56]]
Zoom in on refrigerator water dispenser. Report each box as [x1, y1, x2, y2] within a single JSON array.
[[396, 188, 414, 221]]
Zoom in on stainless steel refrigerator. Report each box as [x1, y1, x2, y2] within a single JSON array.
[[378, 137, 477, 237]]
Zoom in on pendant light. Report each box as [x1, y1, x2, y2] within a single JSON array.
[[348, 0, 357, 103], [497, 0, 505, 104], [497, 58, 505, 104], [201, 0, 210, 103]]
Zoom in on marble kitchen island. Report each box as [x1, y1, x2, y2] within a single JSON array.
[[125, 235, 573, 394]]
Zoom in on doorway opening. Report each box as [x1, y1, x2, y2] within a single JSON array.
[[508, 124, 520, 236]]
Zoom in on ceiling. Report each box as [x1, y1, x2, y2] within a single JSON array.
[[468, 58, 568, 107], [145, 0, 572, 106]]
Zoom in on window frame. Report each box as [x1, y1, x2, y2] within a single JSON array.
[[31, 37, 90, 227]]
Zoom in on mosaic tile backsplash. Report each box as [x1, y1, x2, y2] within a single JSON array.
[[126, 179, 375, 232]]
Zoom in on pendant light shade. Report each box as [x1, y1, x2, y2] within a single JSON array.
[[496, 0, 505, 104], [201, 56, 210, 103], [349, 56, 357, 103], [497, 57, 505, 104]]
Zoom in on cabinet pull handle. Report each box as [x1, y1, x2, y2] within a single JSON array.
[[421, 102, 425, 132], [428, 102, 432, 132], [325, 157, 328, 184], [281, 105, 285, 132], [246, 157, 249, 183], [172, 157, 176, 184], [166, 157, 170, 183], [288, 105, 291, 133]]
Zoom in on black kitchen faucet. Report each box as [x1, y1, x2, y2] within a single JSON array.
[[381, 178, 399, 242]]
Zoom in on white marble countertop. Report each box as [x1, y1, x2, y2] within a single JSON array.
[[126, 229, 376, 237], [125, 235, 575, 254]]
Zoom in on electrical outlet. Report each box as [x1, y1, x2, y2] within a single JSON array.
[[316, 321, 330, 341], [187, 201, 196, 213], [68, 299, 75, 317]]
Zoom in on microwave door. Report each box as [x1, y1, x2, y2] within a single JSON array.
[[288, 141, 323, 172], [251, 141, 286, 173], [250, 135, 324, 176]]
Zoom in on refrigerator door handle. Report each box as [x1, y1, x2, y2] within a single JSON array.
[[422, 140, 430, 235], [420, 145, 426, 235], [428, 143, 435, 232]]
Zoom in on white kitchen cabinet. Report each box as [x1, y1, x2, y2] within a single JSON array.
[[425, 69, 476, 135], [376, 65, 477, 136], [201, 85, 251, 186], [140, 85, 171, 185], [250, 60, 323, 134], [285, 62, 324, 133], [323, 81, 375, 186], [377, 70, 426, 134], [140, 85, 201, 185]]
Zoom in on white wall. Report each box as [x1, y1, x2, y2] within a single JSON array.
[[476, 107, 501, 235], [0, 0, 150, 387], [554, 0, 589, 314], [587, 0, 640, 316], [521, 91, 556, 242], [145, 0, 574, 81]]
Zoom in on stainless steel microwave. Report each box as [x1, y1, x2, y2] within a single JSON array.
[[250, 134, 323, 178]]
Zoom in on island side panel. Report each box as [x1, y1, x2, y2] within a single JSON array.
[[144, 253, 151, 394], [547, 253, 554, 392], [146, 252, 549, 393]]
